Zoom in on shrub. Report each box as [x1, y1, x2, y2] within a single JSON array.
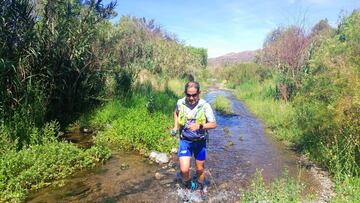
[[241, 169, 305, 202], [213, 96, 232, 115], [0, 141, 111, 202]]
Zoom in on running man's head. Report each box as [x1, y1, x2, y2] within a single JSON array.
[[184, 81, 201, 105]]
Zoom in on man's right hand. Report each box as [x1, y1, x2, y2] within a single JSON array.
[[170, 128, 177, 136]]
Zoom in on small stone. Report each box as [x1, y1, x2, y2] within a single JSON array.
[[120, 163, 129, 170], [219, 183, 227, 189], [149, 151, 158, 160], [160, 179, 174, 185], [155, 172, 164, 180], [157, 153, 169, 164], [149, 151, 170, 164], [167, 168, 176, 172]]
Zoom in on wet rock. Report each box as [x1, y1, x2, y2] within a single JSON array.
[[167, 161, 175, 168], [167, 168, 176, 172], [149, 151, 169, 164], [120, 163, 129, 170], [155, 172, 164, 180], [160, 179, 174, 185], [219, 183, 227, 190], [225, 141, 235, 148], [223, 127, 230, 134]]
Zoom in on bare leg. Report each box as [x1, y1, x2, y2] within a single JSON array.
[[195, 160, 205, 183], [179, 156, 191, 181]]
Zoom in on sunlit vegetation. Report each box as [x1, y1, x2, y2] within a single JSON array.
[[213, 96, 233, 115], [0, 0, 207, 201], [241, 169, 306, 202], [0, 122, 111, 202], [83, 84, 179, 153], [215, 10, 360, 201]]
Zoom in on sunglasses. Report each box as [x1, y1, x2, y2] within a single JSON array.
[[186, 93, 198, 97]]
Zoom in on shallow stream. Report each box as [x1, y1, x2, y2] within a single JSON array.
[[27, 89, 320, 202]]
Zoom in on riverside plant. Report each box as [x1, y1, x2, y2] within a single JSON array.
[[0, 125, 111, 202], [86, 86, 179, 154], [241, 169, 306, 203], [213, 96, 233, 115]]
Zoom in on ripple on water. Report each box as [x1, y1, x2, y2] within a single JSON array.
[[27, 89, 321, 202]]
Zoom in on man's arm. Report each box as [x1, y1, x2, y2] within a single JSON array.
[[202, 121, 217, 130], [173, 111, 179, 130]]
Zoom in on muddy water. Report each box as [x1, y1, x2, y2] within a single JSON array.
[[27, 89, 320, 202]]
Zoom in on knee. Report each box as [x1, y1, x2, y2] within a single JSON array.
[[196, 166, 204, 174], [180, 166, 190, 174]]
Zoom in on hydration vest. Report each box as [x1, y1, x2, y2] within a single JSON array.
[[178, 101, 207, 140]]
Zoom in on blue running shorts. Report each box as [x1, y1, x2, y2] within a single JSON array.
[[178, 139, 206, 161]]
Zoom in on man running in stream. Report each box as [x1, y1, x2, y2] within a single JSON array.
[[172, 81, 217, 199]]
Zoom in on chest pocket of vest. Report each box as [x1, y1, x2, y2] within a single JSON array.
[[178, 104, 206, 127]]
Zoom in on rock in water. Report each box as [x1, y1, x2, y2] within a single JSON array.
[[149, 151, 169, 164], [156, 153, 169, 164], [155, 172, 164, 180], [149, 151, 158, 160]]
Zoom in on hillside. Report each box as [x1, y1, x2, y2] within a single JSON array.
[[208, 50, 258, 68]]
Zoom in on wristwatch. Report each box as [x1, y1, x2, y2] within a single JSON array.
[[199, 124, 204, 130]]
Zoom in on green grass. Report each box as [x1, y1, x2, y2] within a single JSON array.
[[213, 96, 233, 115], [167, 78, 185, 97], [0, 140, 111, 202], [234, 80, 300, 142], [241, 169, 306, 203], [232, 79, 360, 202], [83, 86, 178, 154], [331, 177, 360, 203]]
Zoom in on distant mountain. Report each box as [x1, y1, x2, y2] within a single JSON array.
[[208, 50, 258, 68]]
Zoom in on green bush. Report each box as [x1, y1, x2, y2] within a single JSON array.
[[0, 141, 111, 202], [215, 63, 271, 89], [332, 177, 360, 203], [234, 80, 300, 141], [87, 87, 178, 153], [293, 11, 360, 177], [241, 169, 305, 202], [213, 96, 232, 115]]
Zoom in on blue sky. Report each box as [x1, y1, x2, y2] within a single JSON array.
[[106, 0, 359, 58]]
